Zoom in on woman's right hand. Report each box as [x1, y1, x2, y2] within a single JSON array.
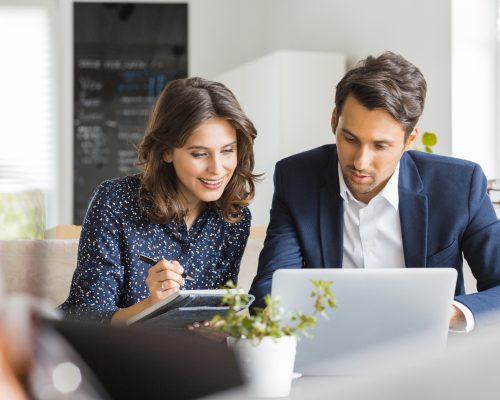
[[145, 259, 185, 304], [112, 259, 185, 324]]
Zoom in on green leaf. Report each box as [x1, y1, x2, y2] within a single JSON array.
[[422, 132, 437, 147], [210, 279, 336, 342]]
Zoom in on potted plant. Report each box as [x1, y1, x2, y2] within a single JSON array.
[[210, 280, 336, 398]]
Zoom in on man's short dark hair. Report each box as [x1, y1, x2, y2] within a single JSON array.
[[335, 51, 427, 139]]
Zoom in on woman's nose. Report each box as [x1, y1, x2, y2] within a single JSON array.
[[208, 156, 224, 174]]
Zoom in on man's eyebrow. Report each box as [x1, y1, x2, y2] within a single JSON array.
[[372, 137, 394, 145], [186, 140, 237, 150], [374, 139, 393, 145], [341, 128, 394, 144], [341, 128, 357, 137]]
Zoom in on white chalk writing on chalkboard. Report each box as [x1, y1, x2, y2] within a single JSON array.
[[79, 77, 103, 91], [78, 59, 101, 69]]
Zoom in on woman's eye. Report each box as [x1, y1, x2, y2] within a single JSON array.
[[222, 148, 235, 154], [191, 152, 207, 158]]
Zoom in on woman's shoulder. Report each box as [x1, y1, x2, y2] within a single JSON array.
[[224, 207, 251, 234], [93, 174, 141, 200], [96, 174, 141, 191], [87, 175, 143, 219], [206, 206, 250, 229], [238, 207, 252, 222]]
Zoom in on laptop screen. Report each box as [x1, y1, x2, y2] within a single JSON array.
[[271, 268, 457, 375]]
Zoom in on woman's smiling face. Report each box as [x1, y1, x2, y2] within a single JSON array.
[[163, 118, 238, 211]]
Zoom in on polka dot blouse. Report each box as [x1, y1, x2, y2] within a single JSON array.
[[60, 175, 251, 322]]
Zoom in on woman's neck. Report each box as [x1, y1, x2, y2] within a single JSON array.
[[183, 201, 203, 230]]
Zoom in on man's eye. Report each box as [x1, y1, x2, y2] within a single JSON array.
[[344, 136, 356, 143], [375, 144, 388, 150]]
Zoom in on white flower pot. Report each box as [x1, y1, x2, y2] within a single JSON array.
[[227, 335, 297, 398]]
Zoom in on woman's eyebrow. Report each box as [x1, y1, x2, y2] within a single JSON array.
[[186, 140, 237, 151]]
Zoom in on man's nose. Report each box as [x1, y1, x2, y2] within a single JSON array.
[[353, 147, 372, 171]]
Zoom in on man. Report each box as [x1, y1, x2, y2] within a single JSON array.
[[249, 51, 500, 331]]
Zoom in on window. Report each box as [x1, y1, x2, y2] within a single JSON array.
[[0, 2, 56, 238]]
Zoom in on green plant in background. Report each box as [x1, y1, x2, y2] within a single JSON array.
[[210, 280, 336, 342], [0, 190, 45, 239], [416, 131, 438, 153]]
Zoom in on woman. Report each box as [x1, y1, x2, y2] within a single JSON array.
[[61, 77, 258, 323]]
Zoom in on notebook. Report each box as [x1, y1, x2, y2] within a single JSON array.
[[126, 289, 254, 327], [271, 268, 457, 375]]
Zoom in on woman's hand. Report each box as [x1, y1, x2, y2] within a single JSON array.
[[145, 260, 185, 304], [187, 321, 230, 343], [112, 259, 186, 324]]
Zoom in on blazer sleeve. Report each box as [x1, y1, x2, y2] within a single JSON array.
[[249, 162, 304, 308], [455, 164, 500, 326]]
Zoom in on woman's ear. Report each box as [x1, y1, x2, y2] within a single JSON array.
[[162, 150, 173, 163]]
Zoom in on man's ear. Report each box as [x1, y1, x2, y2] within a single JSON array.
[[404, 127, 418, 151], [163, 150, 173, 163], [331, 109, 338, 135]]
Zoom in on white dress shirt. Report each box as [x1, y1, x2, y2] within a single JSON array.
[[338, 162, 474, 332]]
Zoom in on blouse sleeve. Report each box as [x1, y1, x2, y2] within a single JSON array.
[[220, 208, 252, 285], [60, 181, 125, 322]]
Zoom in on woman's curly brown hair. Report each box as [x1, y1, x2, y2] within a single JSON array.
[[137, 77, 259, 224]]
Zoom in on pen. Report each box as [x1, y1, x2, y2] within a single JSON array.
[[139, 254, 195, 281]]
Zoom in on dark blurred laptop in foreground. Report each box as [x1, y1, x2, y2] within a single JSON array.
[[40, 318, 242, 400]]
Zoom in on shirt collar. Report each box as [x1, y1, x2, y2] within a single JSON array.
[[337, 162, 400, 210]]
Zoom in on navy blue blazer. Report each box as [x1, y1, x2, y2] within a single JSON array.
[[250, 144, 500, 326]]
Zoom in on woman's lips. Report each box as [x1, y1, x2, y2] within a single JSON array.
[[199, 177, 224, 189]]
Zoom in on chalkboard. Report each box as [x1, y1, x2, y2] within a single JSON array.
[[73, 2, 188, 224]]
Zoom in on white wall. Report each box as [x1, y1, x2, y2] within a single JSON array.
[[191, 0, 453, 155], [189, 0, 270, 78], [452, 0, 498, 178], [215, 50, 346, 226], [264, 0, 453, 156]]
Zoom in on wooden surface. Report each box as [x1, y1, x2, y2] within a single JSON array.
[[44, 225, 82, 240]]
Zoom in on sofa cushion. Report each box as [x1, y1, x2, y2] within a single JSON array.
[[0, 240, 78, 306]]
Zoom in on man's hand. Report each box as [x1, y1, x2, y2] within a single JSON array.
[[449, 305, 466, 330]]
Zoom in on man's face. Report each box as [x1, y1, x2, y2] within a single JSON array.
[[333, 95, 417, 204]]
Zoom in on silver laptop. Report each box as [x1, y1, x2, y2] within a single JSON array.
[[271, 268, 457, 375]]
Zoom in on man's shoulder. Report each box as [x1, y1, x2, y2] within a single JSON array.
[[404, 151, 482, 192], [277, 144, 336, 170], [405, 151, 478, 173]]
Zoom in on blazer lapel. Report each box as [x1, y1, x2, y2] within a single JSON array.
[[398, 153, 428, 268], [319, 151, 343, 268]]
